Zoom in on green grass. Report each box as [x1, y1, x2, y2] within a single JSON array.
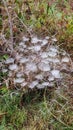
[[0, 86, 73, 130], [1, 0, 73, 51], [0, 0, 73, 129]]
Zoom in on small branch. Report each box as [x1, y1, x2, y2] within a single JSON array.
[[14, 12, 32, 37], [2, 0, 14, 50], [0, 50, 10, 55]]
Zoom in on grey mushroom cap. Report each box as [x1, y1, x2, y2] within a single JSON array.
[[1, 35, 72, 90]]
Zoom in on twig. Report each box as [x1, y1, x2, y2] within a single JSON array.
[[14, 12, 32, 37], [2, 0, 14, 49], [0, 50, 10, 55]]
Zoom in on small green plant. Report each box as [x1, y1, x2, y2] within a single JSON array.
[[0, 89, 27, 129]]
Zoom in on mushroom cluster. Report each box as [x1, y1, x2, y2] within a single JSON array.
[[1, 35, 73, 90]]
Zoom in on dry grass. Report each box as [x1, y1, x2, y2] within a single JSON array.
[[0, 0, 73, 130]]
